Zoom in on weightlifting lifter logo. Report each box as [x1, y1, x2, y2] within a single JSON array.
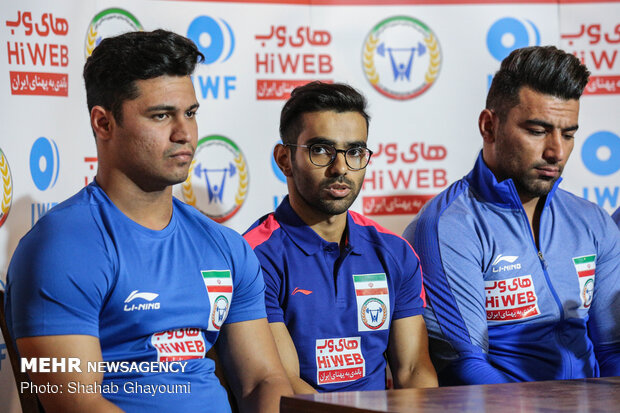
[[362, 16, 441, 100], [353, 273, 390, 332], [180, 135, 248, 223]]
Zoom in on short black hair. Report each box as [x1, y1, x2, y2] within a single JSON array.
[[486, 46, 590, 119], [279, 81, 370, 144], [83, 29, 204, 125]]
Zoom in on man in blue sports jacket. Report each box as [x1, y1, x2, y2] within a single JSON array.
[[244, 82, 437, 393], [5, 30, 291, 412], [403, 46, 620, 385]]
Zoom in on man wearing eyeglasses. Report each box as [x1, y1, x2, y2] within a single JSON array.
[[244, 81, 437, 393]]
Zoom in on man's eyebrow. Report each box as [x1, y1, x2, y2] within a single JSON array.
[[145, 103, 200, 112], [305, 136, 367, 147], [525, 119, 579, 132]]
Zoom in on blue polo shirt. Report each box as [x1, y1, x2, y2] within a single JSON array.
[[244, 197, 425, 392]]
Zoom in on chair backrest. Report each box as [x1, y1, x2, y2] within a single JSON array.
[[0, 290, 45, 413]]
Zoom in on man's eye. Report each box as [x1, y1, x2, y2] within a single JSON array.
[[153, 113, 168, 120], [528, 129, 545, 136], [186, 110, 197, 118], [311, 145, 330, 155], [348, 148, 365, 157]]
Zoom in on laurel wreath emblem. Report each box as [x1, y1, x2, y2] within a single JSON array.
[[0, 150, 13, 227], [234, 153, 248, 206], [424, 33, 441, 84], [182, 160, 197, 207], [363, 34, 380, 85], [85, 25, 98, 57]]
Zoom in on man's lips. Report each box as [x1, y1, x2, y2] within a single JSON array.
[[535, 166, 561, 178], [169, 150, 194, 162], [324, 183, 351, 198]]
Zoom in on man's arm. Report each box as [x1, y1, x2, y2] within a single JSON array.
[[386, 315, 437, 388], [587, 211, 620, 376], [403, 196, 517, 385], [16, 335, 123, 413], [269, 322, 317, 394], [215, 317, 293, 412]]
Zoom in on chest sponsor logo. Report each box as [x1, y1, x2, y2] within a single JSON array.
[[151, 328, 206, 362], [201, 270, 233, 331], [123, 290, 160, 312], [485, 275, 539, 322], [572, 255, 596, 309], [353, 273, 390, 332], [316, 337, 365, 385], [491, 254, 522, 272]]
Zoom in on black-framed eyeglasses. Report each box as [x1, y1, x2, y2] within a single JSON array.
[[284, 143, 373, 170]]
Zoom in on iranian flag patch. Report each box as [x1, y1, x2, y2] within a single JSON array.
[[572, 255, 596, 309]]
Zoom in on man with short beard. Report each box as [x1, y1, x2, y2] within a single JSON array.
[[244, 82, 437, 393], [403, 46, 620, 385]]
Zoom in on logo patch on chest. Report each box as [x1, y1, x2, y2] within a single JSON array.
[[485, 275, 540, 322], [315, 337, 365, 385], [151, 328, 206, 361], [201, 270, 233, 330], [353, 273, 390, 332], [572, 255, 596, 309]]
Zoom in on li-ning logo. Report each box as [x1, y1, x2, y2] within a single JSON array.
[[492, 254, 522, 272], [291, 287, 312, 296], [123, 290, 160, 312]]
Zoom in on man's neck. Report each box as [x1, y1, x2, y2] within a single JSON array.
[[288, 197, 348, 245], [95, 171, 173, 231]]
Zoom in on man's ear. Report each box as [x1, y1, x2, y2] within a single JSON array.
[[91, 106, 114, 141], [479, 109, 497, 144], [274, 143, 293, 177]]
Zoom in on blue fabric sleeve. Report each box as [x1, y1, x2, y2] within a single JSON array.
[[252, 248, 285, 324], [403, 189, 515, 385], [223, 234, 267, 324], [391, 239, 425, 320], [587, 211, 620, 376], [612, 207, 620, 228], [6, 206, 112, 339]]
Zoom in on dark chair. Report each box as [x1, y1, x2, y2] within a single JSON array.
[[0, 290, 45, 413]]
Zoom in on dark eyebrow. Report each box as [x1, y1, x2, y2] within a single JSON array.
[[305, 136, 367, 148], [145, 103, 200, 112], [525, 119, 579, 132]]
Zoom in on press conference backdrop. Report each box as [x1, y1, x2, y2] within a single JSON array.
[[0, 0, 618, 411]]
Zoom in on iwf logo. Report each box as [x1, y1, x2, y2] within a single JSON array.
[[487, 17, 540, 62], [180, 135, 248, 223], [363, 16, 441, 100], [187, 16, 235, 65], [0, 148, 12, 228], [486, 17, 540, 87], [30, 137, 59, 191], [85, 8, 142, 58]]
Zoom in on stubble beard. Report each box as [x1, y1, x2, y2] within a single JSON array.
[[292, 172, 361, 216]]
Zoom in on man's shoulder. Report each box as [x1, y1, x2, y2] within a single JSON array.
[[21, 186, 100, 246], [553, 188, 613, 222], [349, 210, 411, 247], [173, 197, 247, 243], [243, 212, 284, 250]]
